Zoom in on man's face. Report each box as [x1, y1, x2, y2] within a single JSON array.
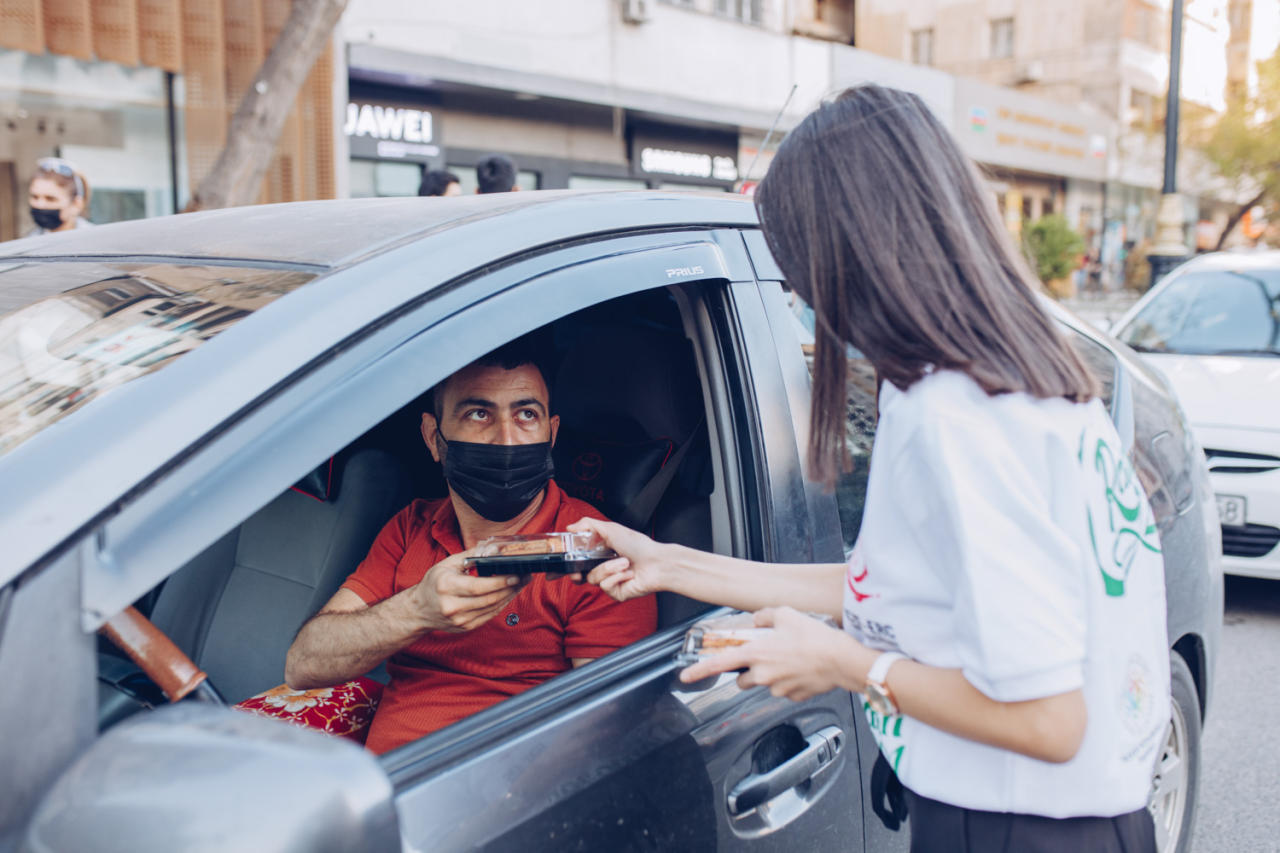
[[421, 363, 558, 461], [443, 181, 462, 197]]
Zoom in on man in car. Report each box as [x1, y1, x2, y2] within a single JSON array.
[[285, 335, 656, 754]]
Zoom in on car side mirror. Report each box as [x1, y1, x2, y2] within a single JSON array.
[[23, 703, 399, 853]]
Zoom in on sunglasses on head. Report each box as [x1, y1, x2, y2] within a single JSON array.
[[35, 158, 85, 198]]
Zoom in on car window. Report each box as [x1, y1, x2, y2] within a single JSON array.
[[781, 289, 876, 556], [94, 277, 723, 746], [1067, 330, 1117, 411], [1115, 268, 1280, 355], [0, 262, 315, 457]]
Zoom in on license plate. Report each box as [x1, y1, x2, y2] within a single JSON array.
[[1217, 494, 1247, 527]]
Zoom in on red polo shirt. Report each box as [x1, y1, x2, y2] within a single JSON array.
[[342, 482, 657, 754]]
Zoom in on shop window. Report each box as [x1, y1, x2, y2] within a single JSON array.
[[714, 0, 764, 25], [350, 160, 423, 198], [567, 175, 648, 191], [910, 28, 934, 66], [88, 189, 147, 225], [990, 17, 1014, 59], [448, 166, 539, 195]]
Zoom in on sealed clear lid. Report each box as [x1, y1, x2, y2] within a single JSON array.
[[469, 530, 614, 560]]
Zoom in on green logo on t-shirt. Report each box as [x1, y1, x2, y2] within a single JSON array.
[[1080, 432, 1161, 597]]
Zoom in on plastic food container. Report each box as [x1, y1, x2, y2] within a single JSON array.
[[464, 531, 617, 577], [676, 612, 772, 668], [676, 611, 836, 669]]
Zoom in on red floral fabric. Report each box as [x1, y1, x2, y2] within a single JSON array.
[[234, 677, 384, 744]]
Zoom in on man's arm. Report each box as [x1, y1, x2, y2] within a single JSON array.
[[285, 551, 524, 689]]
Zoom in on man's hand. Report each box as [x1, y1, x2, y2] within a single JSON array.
[[409, 550, 526, 632]]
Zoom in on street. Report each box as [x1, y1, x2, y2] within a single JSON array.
[[1191, 576, 1280, 852]]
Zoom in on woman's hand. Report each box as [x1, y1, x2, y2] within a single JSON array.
[[679, 607, 874, 702], [567, 517, 672, 601]]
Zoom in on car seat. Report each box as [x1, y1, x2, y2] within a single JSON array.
[[140, 448, 411, 703], [552, 321, 713, 628]]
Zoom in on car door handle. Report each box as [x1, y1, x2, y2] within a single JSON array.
[[727, 725, 845, 815]]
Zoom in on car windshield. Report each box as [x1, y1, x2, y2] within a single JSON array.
[[0, 261, 315, 458], [1116, 268, 1280, 356]]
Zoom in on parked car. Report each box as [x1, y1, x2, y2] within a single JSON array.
[[0, 191, 1221, 853], [1112, 250, 1280, 581]]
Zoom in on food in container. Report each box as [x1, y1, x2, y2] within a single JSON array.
[[464, 531, 616, 577]]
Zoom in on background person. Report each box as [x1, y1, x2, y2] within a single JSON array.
[[574, 84, 1168, 853], [476, 154, 520, 194], [419, 168, 462, 197], [27, 157, 92, 235]]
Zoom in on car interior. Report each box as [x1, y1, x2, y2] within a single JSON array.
[[97, 286, 722, 736]]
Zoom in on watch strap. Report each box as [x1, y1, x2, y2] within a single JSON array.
[[866, 651, 907, 688]]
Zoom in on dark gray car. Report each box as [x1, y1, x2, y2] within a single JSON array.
[[0, 192, 1221, 853]]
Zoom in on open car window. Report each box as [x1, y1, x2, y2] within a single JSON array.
[[95, 277, 726, 751]]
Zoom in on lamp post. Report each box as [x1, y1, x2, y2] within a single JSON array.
[[1148, 0, 1190, 287]]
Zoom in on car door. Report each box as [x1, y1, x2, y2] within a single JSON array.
[[62, 227, 867, 852], [741, 230, 910, 853], [384, 232, 867, 851]]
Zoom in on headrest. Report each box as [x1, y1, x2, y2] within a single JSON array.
[[553, 425, 673, 521], [554, 324, 701, 441]]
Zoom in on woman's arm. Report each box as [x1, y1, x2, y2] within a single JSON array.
[[680, 607, 1087, 765], [568, 517, 846, 618]]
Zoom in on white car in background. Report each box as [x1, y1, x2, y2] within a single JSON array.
[[1113, 250, 1280, 579]]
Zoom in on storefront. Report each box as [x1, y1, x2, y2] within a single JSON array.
[[0, 51, 185, 241], [344, 77, 742, 197], [951, 78, 1113, 245]]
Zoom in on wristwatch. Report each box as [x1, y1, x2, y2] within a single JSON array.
[[864, 651, 907, 716]]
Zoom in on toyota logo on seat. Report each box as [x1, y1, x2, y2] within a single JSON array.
[[572, 452, 604, 482]]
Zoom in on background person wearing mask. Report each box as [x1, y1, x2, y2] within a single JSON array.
[[476, 154, 519, 194], [419, 169, 462, 197], [27, 157, 93, 235], [574, 84, 1168, 853]]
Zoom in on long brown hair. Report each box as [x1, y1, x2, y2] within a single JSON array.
[[755, 84, 1097, 486]]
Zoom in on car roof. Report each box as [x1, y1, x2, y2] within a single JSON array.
[[1177, 249, 1280, 273], [0, 190, 756, 271], [1, 190, 760, 585]]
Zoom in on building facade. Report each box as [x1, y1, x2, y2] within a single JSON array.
[[337, 0, 1113, 235], [855, 0, 1247, 283], [0, 0, 338, 241]]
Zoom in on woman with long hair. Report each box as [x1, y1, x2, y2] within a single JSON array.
[[27, 157, 93, 235], [572, 85, 1166, 852]]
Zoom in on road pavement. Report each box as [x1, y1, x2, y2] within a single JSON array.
[[1189, 576, 1280, 851]]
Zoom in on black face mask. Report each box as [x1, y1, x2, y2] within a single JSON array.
[[437, 433, 555, 522], [30, 207, 64, 231]]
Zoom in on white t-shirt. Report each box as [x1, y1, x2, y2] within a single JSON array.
[[843, 369, 1170, 818]]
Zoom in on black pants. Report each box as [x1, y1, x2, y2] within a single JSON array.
[[905, 789, 1157, 853]]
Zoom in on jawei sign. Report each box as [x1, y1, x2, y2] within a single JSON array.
[[344, 102, 441, 161]]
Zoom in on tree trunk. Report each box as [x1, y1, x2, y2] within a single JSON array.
[[1215, 188, 1268, 250], [186, 0, 348, 212]]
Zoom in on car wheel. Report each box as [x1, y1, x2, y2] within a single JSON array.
[[1149, 651, 1201, 853]]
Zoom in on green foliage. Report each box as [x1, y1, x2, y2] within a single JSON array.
[[1201, 48, 1280, 208], [1022, 214, 1085, 283]]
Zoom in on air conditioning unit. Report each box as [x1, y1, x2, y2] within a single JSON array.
[[1014, 60, 1044, 84], [622, 0, 651, 24]]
